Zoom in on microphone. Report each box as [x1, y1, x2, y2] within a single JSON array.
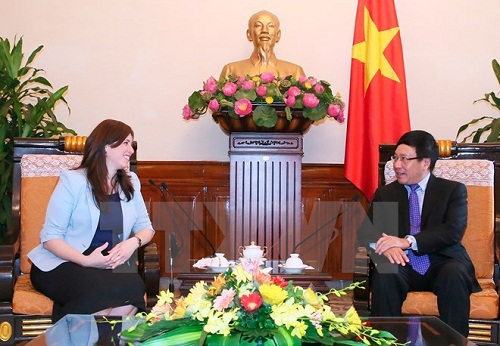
[[149, 179, 184, 252], [293, 195, 360, 253], [159, 181, 217, 256], [150, 179, 183, 293], [170, 233, 179, 258], [169, 233, 179, 292]]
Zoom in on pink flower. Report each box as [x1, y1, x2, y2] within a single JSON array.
[[256, 85, 267, 97], [182, 104, 195, 119], [314, 84, 325, 94], [208, 99, 220, 112], [234, 98, 253, 117], [298, 75, 308, 83], [287, 86, 301, 98], [213, 288, 236, 311], [327, 104, 345, 122], [260, 72, 276, 83], [284, 96, 296, 107], [222, 82, 238, 96], [239, 257, 262, 273], [327, 104, 342, 118], [336, 110, 345, 123], [237, 76, 246, 84], [241, 80, 254, 90], [303, 93, 320, 108], [204, 77, 218, 93]]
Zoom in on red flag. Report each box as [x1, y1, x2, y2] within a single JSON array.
[[344, 0, 410, 200]]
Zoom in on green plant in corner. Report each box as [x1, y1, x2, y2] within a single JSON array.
[[0, 37, 76, 243], [456, 59, 500, 143]]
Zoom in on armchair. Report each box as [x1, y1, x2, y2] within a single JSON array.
[[0, 137, 159, 344], [353, 140, 500, 345]]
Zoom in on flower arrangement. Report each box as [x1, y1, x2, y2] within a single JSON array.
[[120, 260, 404, 345], [182, 72, 346, 128]]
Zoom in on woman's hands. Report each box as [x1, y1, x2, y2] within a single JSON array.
[[107, 238, 139, 269], [84, 238, 138, 269]]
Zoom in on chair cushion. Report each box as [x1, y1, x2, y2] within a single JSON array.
[[402, 279, 499, 319], [20, 155, 83, 274], [12, 275, 53, 315]]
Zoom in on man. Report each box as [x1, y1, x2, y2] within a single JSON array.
[[359, 130, 481, 336], [219, 10, 305, 80]]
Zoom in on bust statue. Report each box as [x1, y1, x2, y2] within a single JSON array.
[[219, 10, 305, 80]]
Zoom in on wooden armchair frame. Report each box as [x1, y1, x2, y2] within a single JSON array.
[[353, 140, 500, 345], [0, 137, 159, 344]]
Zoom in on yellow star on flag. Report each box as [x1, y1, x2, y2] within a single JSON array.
[[352, 6, 401, 92]]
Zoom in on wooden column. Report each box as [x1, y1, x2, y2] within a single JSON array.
[[227, 132, 303, 261]]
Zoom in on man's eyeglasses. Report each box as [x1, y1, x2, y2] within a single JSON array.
[[390, 155, 422, 163]]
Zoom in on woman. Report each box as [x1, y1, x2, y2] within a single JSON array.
[[28, 119, 155, 322]]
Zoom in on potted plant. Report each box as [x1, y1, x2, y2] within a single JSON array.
[[0, 37, 76, 242], [182, 72, 345, 134], [456, 59, 500, 142]]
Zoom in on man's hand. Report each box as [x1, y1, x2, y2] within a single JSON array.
[[374, 233, 411, 266], [375, 233, 410, 254], [379, 247, 410, 266]]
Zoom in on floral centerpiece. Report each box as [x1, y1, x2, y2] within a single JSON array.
[[120, 260, 404, 345], [182, 72, 345, 130]]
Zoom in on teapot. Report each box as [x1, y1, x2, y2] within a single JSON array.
[[238, 241, 267, 260]]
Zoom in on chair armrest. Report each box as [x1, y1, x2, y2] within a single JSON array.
[[0, 244, 18, 312], [138, 242, 160, 308], [353, 246, 372, 316]]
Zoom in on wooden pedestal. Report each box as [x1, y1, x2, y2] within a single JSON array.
[[224, 132, 303, 261]]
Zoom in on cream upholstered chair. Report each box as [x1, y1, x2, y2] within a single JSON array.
[[0, 137, 159, 344], [353, 140, 500, 345]]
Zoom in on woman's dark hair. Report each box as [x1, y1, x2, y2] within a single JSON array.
[[396, 130, 439, 170], [79, 119, 135, 204]]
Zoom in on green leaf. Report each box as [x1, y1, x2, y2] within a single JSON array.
[[273, 327, 301, 346], [188, 91, 208, 115], [25, 44, 43, 66], [205, 333, 242, 346], [235, 89, 257, 102], [492, 59, 500, 85], [253, 105, 278, 127], [303, 103, 327, 121], [486, 117, 500, 142]]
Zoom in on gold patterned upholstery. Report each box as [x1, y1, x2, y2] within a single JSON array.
[[13, 154, 83, 316]]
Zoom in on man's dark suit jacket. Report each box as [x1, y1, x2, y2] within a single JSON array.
[[360, 173, 481, 292]]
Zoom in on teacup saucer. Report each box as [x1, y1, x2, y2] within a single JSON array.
[[207, 265, 229, 273], [278, 264, 308, 274]]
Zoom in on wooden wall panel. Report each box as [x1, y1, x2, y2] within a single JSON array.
[[137, 161, 367, 280]]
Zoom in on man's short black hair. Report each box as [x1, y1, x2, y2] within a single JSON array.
[[396, 130, 439, 170]]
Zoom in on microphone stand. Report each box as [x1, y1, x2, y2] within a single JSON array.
[[149, 179, 182, 293], [160, 182, 216, 256], [293, 195, 359, 253]]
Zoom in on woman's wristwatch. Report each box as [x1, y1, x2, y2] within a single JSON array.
[[134, 235, 142, 247]]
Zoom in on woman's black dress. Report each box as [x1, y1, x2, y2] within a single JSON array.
[[31, 193, 146, 322]]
